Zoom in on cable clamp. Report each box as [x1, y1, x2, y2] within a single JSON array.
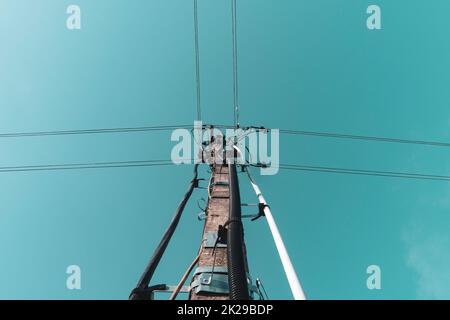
[[223, 218, 242, 228], [251, 203, 267, 221], [256, 162, 269, 168], [241, 203, 267, 221], [193, 178, 206, 188], [197, 211, 207, 221]]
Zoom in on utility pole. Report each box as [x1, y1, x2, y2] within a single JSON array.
[[130, 0, 306, 300], [189, 136, 250, 300], [190, 164, 230, 300], [189, 0, 252, 299]]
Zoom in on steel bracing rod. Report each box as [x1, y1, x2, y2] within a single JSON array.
[[245, 167, 306, 300], [129, 164, 200, 300]]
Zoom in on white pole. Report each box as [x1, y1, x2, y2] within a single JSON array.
[[247, 170, 306, 300]]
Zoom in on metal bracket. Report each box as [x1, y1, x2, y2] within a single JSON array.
[[194, 266, 228, 276], [240, 203, 266, 221], [256, 162, 269, 168], [191, 267, 258, 298], [251, 203, 267, 221], [191, 266, 229, 295], [194, 178, 208, 189], [191, 273, 229, 295], [211, 195, 229, 199], [129, 284, 166, 300], [197, 211, 207, 221], [154, 285, 190, 294], [204, 231, 227, 248], [212, 181, 230, 187], [130, 284, 191, 300]]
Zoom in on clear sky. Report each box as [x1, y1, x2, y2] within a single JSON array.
[[1, 0, 450, 299]]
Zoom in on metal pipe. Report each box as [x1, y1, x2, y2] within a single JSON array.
[[246, 168, 306, 300], [227, 163, 249, 300]]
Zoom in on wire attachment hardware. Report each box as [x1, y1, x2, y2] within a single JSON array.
[[240, 203, 267, 221], [129, 284, 166, 300], [193, 178, 206, 189], [251, 203, 267, 221]]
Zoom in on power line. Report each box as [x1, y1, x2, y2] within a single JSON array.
[[279, 129, 450, 148], [266, 163, 450, 182], [0, 124, 241, 139], [231, 0, 239, 128], [0, 159, 190, 173], [214, 126, 450, 149], [194, 0, 202, 121], [0, 159, 173, 170], [8, 124, 447, 150], [0, 125, 193, 139]]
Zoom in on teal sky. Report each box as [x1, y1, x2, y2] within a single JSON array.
[[1, 0, 450, 299]]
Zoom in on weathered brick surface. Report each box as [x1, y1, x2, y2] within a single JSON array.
[[190, 165, 230, 300]]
